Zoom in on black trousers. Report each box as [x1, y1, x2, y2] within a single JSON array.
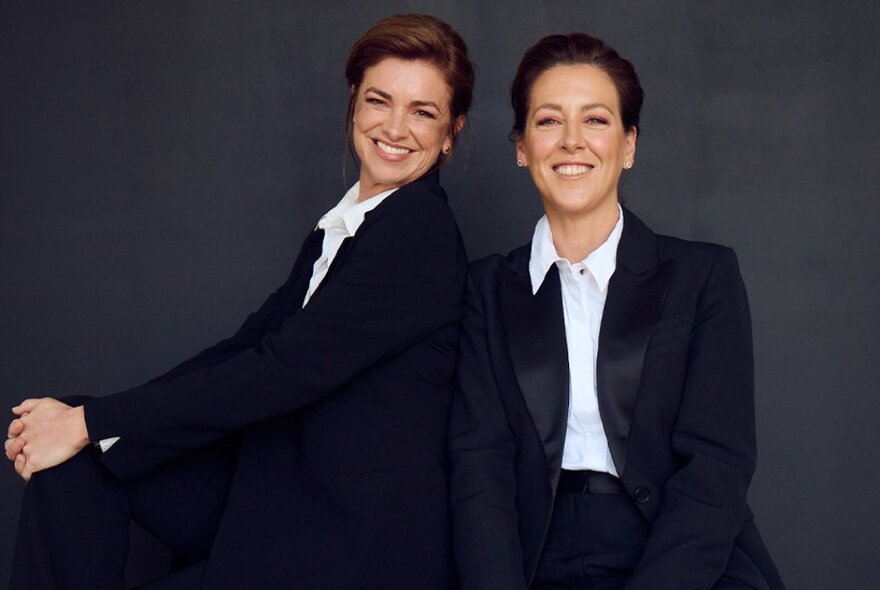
[[532, 471, 648, 590], [532, 470, 765, 590], [10, 402, 236, 590]]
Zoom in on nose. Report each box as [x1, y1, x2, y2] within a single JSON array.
[[561, 122, 584, 152], [382, 107, 408, 141]]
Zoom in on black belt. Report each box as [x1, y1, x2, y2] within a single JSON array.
[[556, 470, 627, 496]]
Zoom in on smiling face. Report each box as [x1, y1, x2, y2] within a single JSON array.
[[516, 64, 637, 223], [352, 57, 460, 200]]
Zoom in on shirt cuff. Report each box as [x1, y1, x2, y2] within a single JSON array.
[[96, 436, 120, 452]]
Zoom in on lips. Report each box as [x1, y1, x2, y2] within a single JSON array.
[[374, 139, 412, 156], [553, 163, 592, 176]]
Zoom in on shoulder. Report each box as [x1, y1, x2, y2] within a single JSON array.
[[468, 253, 506, 280], [623, 207, 730, 266], [653, 233, 745, 297], [344, 179, 466, 283], [623, 207, 745, 287], [469, 242, 529, 282], [384, 172, 450, 215], [464, 243, 531, 314], [395, 171, 447, 202], [656, 233, 734, 265], [367, 177, 458, 236], [354, 173, 460, 249]]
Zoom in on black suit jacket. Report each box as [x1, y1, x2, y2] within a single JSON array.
[[450, 208, 784, 590], [83, 171, 467, 589]]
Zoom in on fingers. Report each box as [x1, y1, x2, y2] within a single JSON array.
[[7, 418, 24, 439], [12, 398, 41, 415], [21, 460, 34, 482], [7, 398, 84, 481], [5, 436, 25, 461], [6, 418, 26, 462], [14, 448, 38, 482], [14, 453, 29, 481]]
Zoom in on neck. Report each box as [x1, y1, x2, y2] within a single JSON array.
[[357, 181, 388, 202], [545, 200, 620, 263]]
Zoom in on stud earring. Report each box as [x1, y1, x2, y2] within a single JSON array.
[[517, 159, 525, 167], [443, 146, 450, 154], [624, 161, 633, 169]]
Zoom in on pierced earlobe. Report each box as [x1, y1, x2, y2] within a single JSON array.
[[517, 159, 525, 167], [624, 161, 633, 169]]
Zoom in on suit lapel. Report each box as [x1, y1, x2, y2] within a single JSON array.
[[596, 208, 673, 476], [500, 250, 570, 495], [268, 228, 324, 331], [310, 170, 445, 304], [270, 170, 444, 325]]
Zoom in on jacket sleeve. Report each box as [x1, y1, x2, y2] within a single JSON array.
[[624, 247, 758, 590], [144, 282, 288, 385], [139, 227, 322, 385], [449, 270, 529, 590], [84, 189, 464, 479]]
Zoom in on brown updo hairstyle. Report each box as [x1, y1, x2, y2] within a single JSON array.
[[510, 33, 643, 140], [344, 14, 476, 160]]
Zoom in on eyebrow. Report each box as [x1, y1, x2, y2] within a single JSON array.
[[533, 102, 613, 113], [365, 87, 442, 111]]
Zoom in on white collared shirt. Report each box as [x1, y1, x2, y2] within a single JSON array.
[[98, 182, 396, 452], [302, 182, 398, 307], [528, 205, 624, 475]]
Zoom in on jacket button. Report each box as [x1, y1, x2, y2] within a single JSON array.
[[313, 400, 330, 415], [633, 486, 651, 504]]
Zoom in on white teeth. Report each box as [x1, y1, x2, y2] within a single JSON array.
[[376, 140, 411, 155], [555, 164, 590, 176]]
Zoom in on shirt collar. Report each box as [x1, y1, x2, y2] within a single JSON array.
[[316, 182, 399, 236], [528, 204, 624, 295]]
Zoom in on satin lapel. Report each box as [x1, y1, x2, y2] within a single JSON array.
[[596, 210, 673, 476], [500, 264, 570, 495]]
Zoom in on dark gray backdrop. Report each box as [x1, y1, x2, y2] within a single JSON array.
[[2, 1, 878, 588]]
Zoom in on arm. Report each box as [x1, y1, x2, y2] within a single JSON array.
[[143, 225, 324, 384], [145, 280, 289, 384], [624, 247, 757, 590], [449, 272, 528, 590], [4, 252, 298, 481], [5, 257, 296, 479], [83, 189, 464, 478]]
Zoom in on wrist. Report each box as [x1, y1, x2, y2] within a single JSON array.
[[70, 405, 90, 449]]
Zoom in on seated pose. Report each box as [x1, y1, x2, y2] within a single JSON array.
[[449, 33, 784, 590], [6, 14, 474, 590]]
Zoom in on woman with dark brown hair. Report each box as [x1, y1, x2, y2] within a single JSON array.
[[6, 14, 473, 589], [450, 33, 784, 590]]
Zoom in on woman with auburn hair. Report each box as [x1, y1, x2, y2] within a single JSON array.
[[450, 33, 784, 590], [7, 14, 473, 589]]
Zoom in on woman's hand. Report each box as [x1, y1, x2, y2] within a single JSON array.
[[5, 398, 90, 481]]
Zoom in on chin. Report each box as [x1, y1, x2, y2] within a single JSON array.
[[372, 170, 411, 188], [374, 164, 427, 186]]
